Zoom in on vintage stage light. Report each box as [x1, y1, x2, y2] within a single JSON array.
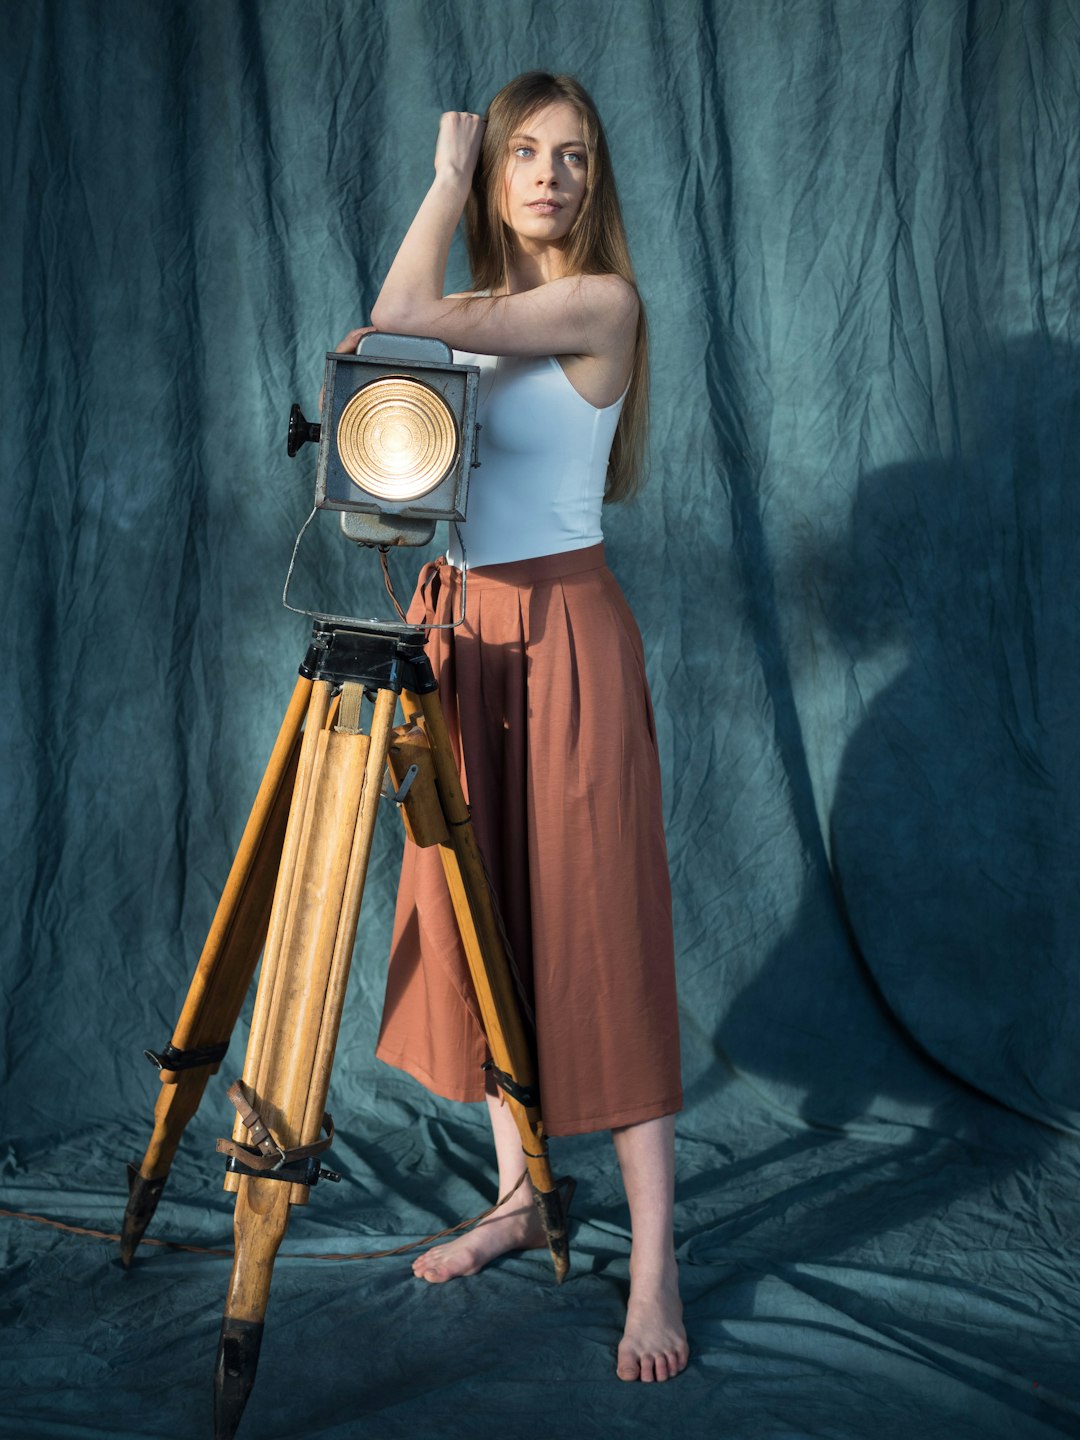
[[287, 332, 480, 552]]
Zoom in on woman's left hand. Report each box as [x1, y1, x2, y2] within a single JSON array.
[[433, 111, 485, 184], [319, 326, 376, 412], [331, 325, 376, 355]]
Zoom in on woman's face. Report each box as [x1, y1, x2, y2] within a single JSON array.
[[500, 100, 588, 247]]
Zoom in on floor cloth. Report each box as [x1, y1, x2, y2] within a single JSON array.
[[376, 543, 683, 1137]]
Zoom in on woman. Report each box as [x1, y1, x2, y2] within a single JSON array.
[[335, 72, 687, 1383]]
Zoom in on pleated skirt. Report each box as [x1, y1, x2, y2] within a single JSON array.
[[376, 543, 682, 1136]]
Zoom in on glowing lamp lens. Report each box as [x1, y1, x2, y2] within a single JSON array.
[[337, 376, 458, 501]]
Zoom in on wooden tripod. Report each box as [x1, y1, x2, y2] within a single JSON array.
[[120, 620, 571, 1440]]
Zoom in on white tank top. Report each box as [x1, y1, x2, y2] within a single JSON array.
[[447, 352, 626, 569]]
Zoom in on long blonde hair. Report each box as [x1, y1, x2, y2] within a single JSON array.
[[465, 72, 648, 502]]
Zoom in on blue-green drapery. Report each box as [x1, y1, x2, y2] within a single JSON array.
[[2, 2, 1078, 1437]]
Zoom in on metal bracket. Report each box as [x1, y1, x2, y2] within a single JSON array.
[[482, 1060, 540, 1109], [144, 1041, 229, 1072], [223, 1146, 341, 1188], [382, 762, 419, 805]]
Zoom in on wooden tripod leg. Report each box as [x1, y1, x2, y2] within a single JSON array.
[[214, 684, 395, 1440], [222, 682, 336, 1195], [121, 674, 312, 1267], [405, 689, 571, 1284]]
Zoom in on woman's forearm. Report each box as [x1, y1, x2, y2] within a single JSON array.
[[372, 113, 485, 334], [370, 171, 471, 331]]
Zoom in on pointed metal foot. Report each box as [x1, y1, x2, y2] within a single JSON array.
[[214, 1317, 263, 1440], [533, 1175, 576, 1284], [120, 1164, 167, 1268]]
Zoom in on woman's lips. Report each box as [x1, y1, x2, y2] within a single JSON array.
[[527, 200, 562, 212]]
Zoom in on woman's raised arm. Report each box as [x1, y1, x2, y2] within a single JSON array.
[[368, 113, 637, 359]]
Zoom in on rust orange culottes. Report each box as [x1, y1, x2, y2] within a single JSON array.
[[376, 544, 682, 1136]]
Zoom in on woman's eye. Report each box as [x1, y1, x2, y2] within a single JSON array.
[[564, 151, 585, 166], [513, 145, 534, 158]]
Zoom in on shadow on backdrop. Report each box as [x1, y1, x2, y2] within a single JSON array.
[[647, 335, 1080, 1432]]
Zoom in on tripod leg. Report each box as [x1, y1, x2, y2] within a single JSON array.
[[215, 1177, 290, 1440], [222, 681, 337, 1195], [291, 684, 397, 1196], [401, 690, 572, 1282], [214, 684, 396, 1438], [121, 674, 312, 1267]]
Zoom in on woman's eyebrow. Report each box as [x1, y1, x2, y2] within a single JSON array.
[[510, 132, 587, 148]]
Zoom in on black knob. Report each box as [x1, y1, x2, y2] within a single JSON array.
[[287, 404, 321, 458]]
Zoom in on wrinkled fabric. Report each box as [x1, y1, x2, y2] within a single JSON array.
[[2, 2, 1079, 1437]]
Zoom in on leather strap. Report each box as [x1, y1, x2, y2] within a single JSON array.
[[215, 1080, 334, 1172]]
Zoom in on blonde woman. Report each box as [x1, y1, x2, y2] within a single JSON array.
[[335, 72, 687, 1383]]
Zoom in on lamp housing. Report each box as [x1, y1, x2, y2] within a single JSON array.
[[313, 334, 479, 547]]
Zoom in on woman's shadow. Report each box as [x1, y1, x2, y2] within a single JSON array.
[[678, 332, 1080, 1279]]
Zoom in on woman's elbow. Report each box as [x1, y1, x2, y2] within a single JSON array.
[[370, 296, 417, 333]]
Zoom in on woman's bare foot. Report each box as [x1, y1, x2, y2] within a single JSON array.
[[616, 1263, 689, 1382], [609, 1114, 688, 1380], [412, 1202, 547, 1283]]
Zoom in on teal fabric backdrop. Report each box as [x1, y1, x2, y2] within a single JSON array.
[[2, 2, 1079, 1437]]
